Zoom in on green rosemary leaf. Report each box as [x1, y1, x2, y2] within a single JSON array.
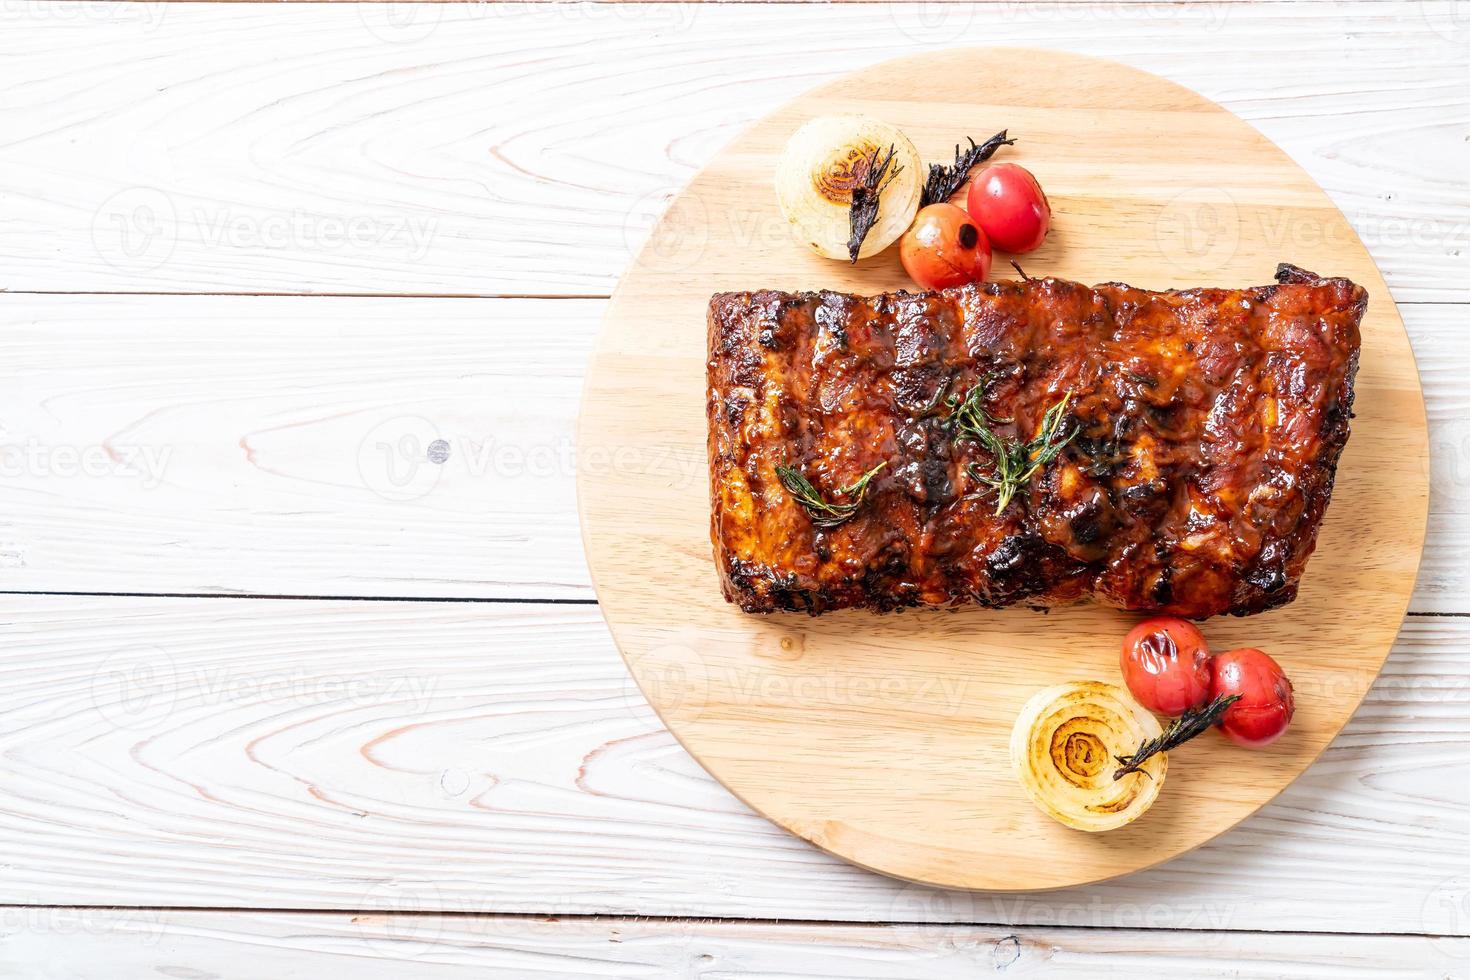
[[914, 376, 953, 420], [1018, 392, 1078, 482], [776, 460, 887, 529], [947, 378, 1075, 516]]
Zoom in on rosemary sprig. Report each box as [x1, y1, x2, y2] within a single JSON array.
[[847, 145, 903, 263], [919, 131, 1015, 207], [948, 378, 1076, 516], [1112, 694, 1242, 781], [945, 372, 1012, 432], [914, 376, 954, 420], [776, 460, 887, 528]]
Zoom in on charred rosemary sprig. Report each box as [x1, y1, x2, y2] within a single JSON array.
[[949, 379, 1076, 516], [847, 145, 903, 263], [1112, 694, 1242, 780], [776, 460, 887, 528], [919, 131, 1015, 207]]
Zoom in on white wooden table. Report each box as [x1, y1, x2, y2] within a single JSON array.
[[1, 2, 1468, 975]]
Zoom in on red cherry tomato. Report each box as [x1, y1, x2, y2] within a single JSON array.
[[1120, 617, 1213, 716], [965, 163, 1051, 254], [899, 203, 992, 290], [1211, 648, 1295, 747]]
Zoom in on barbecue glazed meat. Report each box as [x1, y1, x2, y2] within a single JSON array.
[[707, 264, 1364, 618]]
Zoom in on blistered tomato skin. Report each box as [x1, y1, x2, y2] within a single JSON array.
[[1120, 617, 1213, 716], [966, 163, 1051, 254], [899, 203, 992, 290], [1211, 648, 1295, 746]]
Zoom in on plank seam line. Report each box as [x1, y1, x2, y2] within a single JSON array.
[[0, 904, 1459, 940], [0, 590, 598, 605], [0, 292, 1460, 307], [37, 0, 1428, 6], [0, 590, 1460, 619], [0, 291, 612, 301]]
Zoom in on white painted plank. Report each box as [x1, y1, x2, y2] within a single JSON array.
[[0, 295, 597, 599], [0, 595, 1466, 935], [1, 2, 1465, 300], [1412, 310, 1470, 614], [4, 911, 1467, 979], [0, 294, 1461, 611]]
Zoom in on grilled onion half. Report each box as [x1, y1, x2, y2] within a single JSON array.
[[775, 114, 922, 261], [1010, 681, 1166, 832]]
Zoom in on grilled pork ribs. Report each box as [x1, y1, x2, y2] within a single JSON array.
[[706, 265, 1364, 618]]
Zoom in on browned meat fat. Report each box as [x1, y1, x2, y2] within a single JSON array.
[[706, 264, 1364, 618]]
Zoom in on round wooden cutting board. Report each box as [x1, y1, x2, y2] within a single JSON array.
[[577, 49, 1428, 891]]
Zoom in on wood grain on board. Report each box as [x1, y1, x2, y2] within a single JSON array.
[[0, 2, 1464, 299], [579, 47, 1427, 890], [1, 597, 1468, 935], [4, 911, 1467, 979]]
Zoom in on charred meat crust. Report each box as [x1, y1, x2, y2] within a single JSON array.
[[706, 266, 1365, 619]]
